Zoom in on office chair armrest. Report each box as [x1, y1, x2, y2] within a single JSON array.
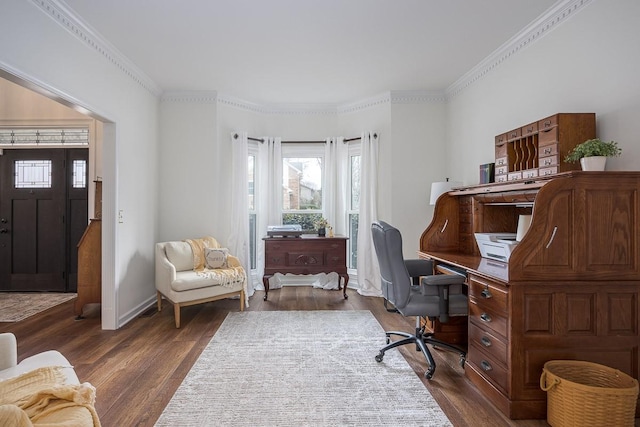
[[421, 274, 466, 323], [421, 274, 465, 287]]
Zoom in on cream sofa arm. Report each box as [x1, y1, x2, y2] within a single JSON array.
[[0, 333, 18, 371], [155, 243, 177, 295]]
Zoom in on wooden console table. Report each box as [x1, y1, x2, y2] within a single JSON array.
[[420, 172, 640, 420], [262, 235, 349, 300]]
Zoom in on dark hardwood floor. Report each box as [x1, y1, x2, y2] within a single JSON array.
[[1, 287, 552, 427]]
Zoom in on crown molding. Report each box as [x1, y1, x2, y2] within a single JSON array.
[[161, 91, 218, 104], [337, 92, 390, 115], [446, 0, 593, 98], [216, 94, 339, 115], [390, 90, 446, 104], [31, 0, 162, 97]]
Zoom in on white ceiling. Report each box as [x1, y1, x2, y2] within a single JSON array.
[[60, 0, 558, 105]]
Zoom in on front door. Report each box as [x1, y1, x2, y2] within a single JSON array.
[[0, 148, 88, 291]]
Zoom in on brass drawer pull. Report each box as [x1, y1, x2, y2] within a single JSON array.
[[481, 337, 492, 347], [481, 288, 492, 299], [543, 147, 552, 154], [480, 313, 492, 323], [481, 360, 493, 371]]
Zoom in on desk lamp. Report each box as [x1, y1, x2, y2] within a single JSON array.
[[430, 178, 461, 205]]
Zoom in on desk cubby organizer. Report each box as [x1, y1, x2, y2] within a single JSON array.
[[494, 113, 595, 183]]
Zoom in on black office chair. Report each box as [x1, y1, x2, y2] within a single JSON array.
[[371, 221, 467, 379]]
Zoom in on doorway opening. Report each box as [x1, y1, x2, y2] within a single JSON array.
[[0, 148, 88, 291]]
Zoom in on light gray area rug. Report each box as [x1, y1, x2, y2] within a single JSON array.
[[0, 292, 77, 322], [155, 310, 452, 427]]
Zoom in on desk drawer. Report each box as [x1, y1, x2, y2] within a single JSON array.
[[288, 252, 325, 267], [468, 276, 508, 314], [521, 122, 538, 136], [539, 143, 558, 156], [507, 172, 522, 181], [468, 345, 509, 393], [264, 251, 287, 267], [495, 156, 508, 167], [506, 128, 521, 140], [469, 301, 508, 338], [468, 323, 508, 365], [539, 166, 558, 176], [539, 155, 559, 168], [326, 253, 346, 267]]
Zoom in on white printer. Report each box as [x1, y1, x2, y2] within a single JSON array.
[[474, 233, 518, 262]]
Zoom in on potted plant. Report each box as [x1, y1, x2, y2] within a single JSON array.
[[564, 138, 622, 171], [315, 217, 329, 236]]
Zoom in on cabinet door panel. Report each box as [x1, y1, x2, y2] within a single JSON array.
[[584, 187, 638, 277], [511, 189, 576, 280]]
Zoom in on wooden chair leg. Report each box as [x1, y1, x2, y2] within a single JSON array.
[[174, 303, 181, 328], [239, 289, 245, 311], [156, 291, 163, 311]]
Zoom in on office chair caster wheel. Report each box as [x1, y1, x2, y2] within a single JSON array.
[[375, 352, 384, 363], [424, 370, 434, 380]]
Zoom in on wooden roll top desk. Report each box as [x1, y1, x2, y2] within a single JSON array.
[[419, 171, 640, 420]]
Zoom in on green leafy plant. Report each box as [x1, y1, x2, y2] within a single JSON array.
[[564, 138, 622, 163]]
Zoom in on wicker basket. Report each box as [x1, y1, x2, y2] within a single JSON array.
[[540, 360, 639, 427]]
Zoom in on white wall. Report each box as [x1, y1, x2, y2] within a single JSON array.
[[389, 102, 446, 257], [446, 0, 640, 185], [158, 98, 219, 241], [1, 0, 160, 328]]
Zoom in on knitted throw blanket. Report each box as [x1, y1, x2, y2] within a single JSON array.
[[0, 366, 101, 426], [185, 236, 219, 271], [185, 237, 246, 289]]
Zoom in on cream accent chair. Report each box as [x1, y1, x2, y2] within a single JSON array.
[[155, 238, 247, 328]]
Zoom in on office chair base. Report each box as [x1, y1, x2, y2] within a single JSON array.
[[375, 328, 466, 379]]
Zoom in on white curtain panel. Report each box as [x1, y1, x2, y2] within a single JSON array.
[[228, 132, 253, 300], [324, 137, 347, 235], [255, 137, 282, 291], [356, 132, 382, 296]]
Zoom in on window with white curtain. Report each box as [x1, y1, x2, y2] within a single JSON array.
[[248, 144, 258, 270], [246, 140, 361, 275], [347, 144, 361, 270], [281, 143, 325, 232]]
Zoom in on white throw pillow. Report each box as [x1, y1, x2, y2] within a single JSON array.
[[165, 241, 193, 271], [205, 247, 229, 269]]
